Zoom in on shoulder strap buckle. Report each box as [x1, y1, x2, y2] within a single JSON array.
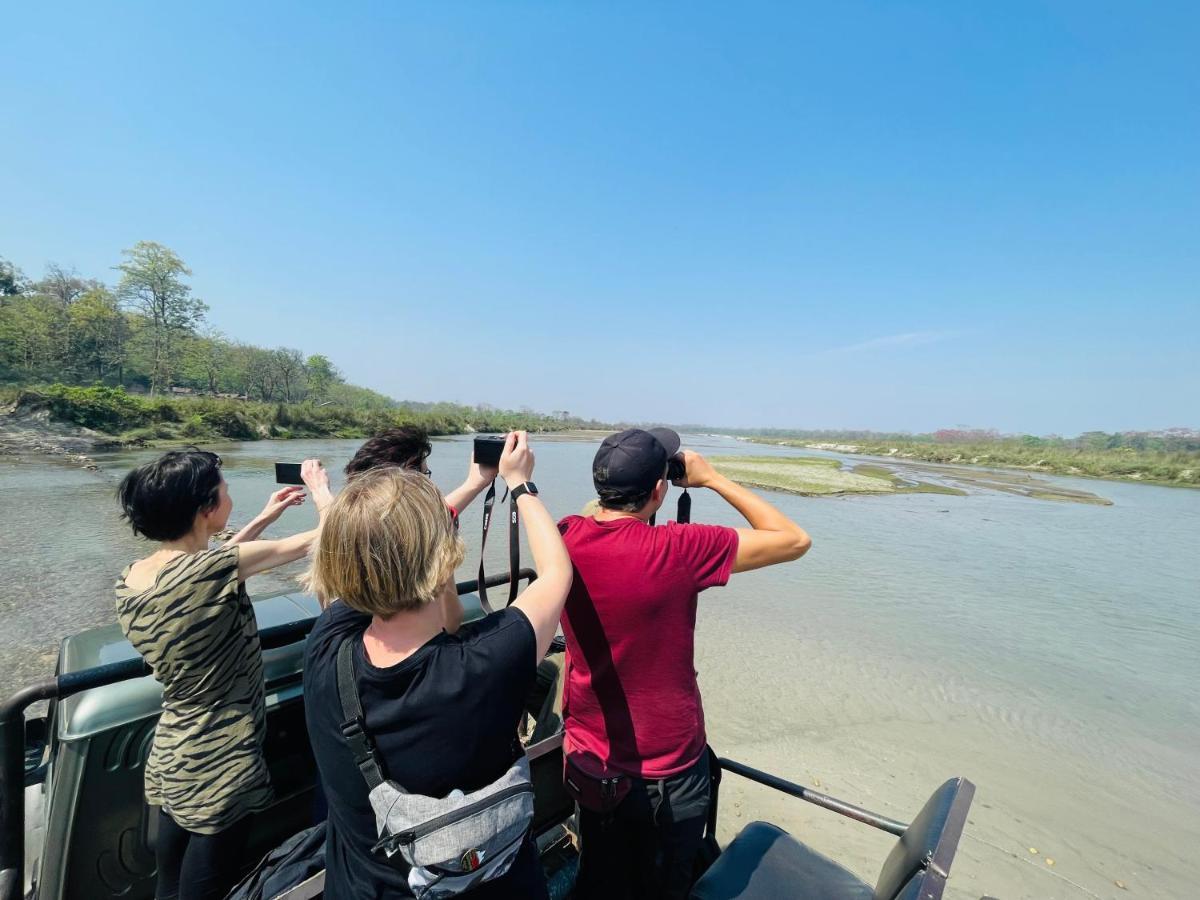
[[335, 639, 389, 791]]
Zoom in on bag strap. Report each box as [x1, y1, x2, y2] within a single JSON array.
[[335, 639, 392, 793], [704, 744, 722, 839], [477, 479, 520, 612]]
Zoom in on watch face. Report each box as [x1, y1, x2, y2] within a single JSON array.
[[524, 482, 538, 495]]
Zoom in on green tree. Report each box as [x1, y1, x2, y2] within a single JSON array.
[[37, 263, 91, 309], [0, 294, 57, 373], [1078, 431, 1112, 451], [241, 346, 279, 401], [0, 257, 28, 301], [36, 263, 98, 377], [304, 353, 340, 400], [183, 330, 231, 395], [68, 287, 130, 382], [272, 347, 306, 403], [115, 242, 207, 394]]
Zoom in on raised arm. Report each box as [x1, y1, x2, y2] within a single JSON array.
[[443, 458, 500, 515], [237, 459, 336, 581], [502, 432, 573, 660], [677, 451, 811, 573], [438, 455, 500, 633], [223, 486, 306, 546]]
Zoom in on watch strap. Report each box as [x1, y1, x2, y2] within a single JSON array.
[[511, 482, 538, 501]]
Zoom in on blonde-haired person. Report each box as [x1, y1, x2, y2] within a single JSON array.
[[301, 431, 571, 899]]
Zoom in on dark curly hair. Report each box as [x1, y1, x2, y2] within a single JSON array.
[[117, 448, 224, 541], [344, 427, 432, 478]]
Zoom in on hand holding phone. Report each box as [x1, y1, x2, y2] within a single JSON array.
[[274, 462, 305, 485]]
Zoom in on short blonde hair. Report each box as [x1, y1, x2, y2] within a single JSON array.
[[304, 468, 465, 618]]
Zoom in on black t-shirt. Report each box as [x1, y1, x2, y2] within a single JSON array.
[[303, 602, 547, 899]]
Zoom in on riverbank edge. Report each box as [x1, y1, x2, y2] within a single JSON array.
[[0, 386, 610, 465], [0, 399, 606, 468], [741, 438, 1200, 490]]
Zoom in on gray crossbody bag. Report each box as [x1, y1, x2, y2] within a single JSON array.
[[336, 639, 535, 899]]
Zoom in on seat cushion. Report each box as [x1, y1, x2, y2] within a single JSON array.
[[691, 822, 874, 900]]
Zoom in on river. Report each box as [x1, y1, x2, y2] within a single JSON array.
[[1, 434, 1197, 899]]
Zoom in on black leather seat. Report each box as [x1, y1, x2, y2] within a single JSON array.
[[689, 822, 873, 900], [872, 778, 964, 899], [690, 778, 973, 900]]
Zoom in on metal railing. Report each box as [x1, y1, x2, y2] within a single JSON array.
[[0, 569, 535, 900], [715, 756, 910, 836]]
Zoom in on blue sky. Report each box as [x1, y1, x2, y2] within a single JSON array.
[[3, 2, 1197, 434]]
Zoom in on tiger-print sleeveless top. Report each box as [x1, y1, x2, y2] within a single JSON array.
[[116, 546, 273, 833]]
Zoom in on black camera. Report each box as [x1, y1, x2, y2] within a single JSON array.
[[666, 453, 686, 483], [473, 434, 506, 467]]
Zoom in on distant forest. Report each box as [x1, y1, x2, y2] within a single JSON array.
[[4, 247, 1193, 453], [687, 426, 1200, 455], [0, 244, 605, 437]]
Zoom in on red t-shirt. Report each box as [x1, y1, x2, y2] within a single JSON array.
[[557, 515, 739, 778]]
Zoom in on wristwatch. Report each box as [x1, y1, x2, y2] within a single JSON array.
[[510, 482, 539, 501]]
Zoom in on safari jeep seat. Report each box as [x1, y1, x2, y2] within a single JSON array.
[[690, 777, 974, 900], [35, 592, 323, 900]]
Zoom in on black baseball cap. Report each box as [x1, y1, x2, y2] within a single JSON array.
[[593, 428, 681, 500]]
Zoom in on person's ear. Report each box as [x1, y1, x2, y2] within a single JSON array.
[[653, 479, 669, 503]]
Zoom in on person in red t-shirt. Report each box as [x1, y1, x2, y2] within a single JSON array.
[[558, 428, 812, 900]]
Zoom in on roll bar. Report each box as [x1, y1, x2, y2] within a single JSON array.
[[0, 569, 536, 900], [714, 757, 910, 836]]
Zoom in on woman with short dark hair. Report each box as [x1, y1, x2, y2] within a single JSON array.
[[115, 448, 334, 900]]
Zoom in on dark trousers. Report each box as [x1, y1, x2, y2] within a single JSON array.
[[576, 752, 711, 900], [154, 808, 253, 900], [524, 652, 565, 743]]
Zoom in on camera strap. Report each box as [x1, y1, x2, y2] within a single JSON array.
[[649, 490, 691, 527], [677, 489, 691, 524], [477, 479, 519, 614]]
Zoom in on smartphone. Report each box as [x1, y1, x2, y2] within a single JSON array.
[[274, 462, 305, 485], [473, 435, 506, 467]]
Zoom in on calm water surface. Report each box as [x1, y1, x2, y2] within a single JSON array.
[[1, 434, 1197, 898]]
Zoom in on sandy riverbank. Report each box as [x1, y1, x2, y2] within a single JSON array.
[[696, 599, 1195, 900], [0, 400, 108, 467], [711, 454, 1111, 505]]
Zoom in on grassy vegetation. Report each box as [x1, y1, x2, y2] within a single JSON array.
[[711, 455, 904, 496], [3, 385, 599, 446], [746, 438, 1200, 488], [850, 464, 967, 496]]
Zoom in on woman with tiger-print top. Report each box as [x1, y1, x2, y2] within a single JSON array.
[[115, 449, 334, 900]]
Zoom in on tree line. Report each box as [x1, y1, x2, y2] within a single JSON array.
[[1, 242, 381, 407], [694, 425, 1200, 454]]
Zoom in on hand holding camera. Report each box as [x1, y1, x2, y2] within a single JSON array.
[[470, 435, 503, 488], [499, 431, 535, 491]]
